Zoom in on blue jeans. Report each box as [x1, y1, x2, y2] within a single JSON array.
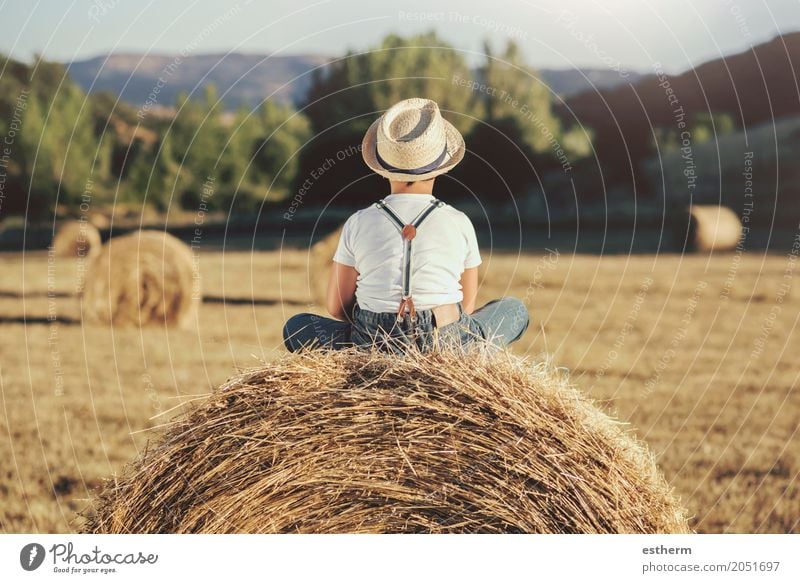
[[283, 297, 529, 353]]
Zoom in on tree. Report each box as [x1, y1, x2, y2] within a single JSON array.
[[15, 90, 56, 218], [298, 32, 482, 206], [477, 40, 590, 161], [653, 112, 736, 153], [11, 58, 112, 217], [251, 99, 310, 194], [127, 130, 187, 211], [454, 40, 591, 204], [306, 32, 479, 137]]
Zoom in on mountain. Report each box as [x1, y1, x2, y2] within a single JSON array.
[[67, 52, 331, 110], [565, 31, 800, 131], [67, 33, 800, 118], [539, 68, 644, 97], [67, 51, 642, 110]]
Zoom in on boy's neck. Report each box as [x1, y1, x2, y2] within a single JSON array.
[[389, 179, 435, 195]]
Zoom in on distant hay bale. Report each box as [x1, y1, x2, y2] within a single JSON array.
[[86, 349, 689, 534], [677, 205, 742, 252], [88, 213, 111, 230], [52, 220, 102, 259], [81, 230, 199, 328]]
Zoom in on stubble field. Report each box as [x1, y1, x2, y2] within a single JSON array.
[[0, 245, 798, 533]]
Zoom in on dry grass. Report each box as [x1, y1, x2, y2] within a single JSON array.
[[86, 349, 688, 533], [0, 245, 798, 532]]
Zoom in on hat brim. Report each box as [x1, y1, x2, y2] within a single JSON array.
[[361, 117, 465, 182]]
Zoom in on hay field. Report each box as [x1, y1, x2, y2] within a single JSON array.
[[0, 245, 798, 533]]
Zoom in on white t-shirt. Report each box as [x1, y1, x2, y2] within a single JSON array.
[[332, 193, 482, 313]]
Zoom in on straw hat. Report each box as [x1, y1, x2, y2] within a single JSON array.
[[362, 98, 465, 182]]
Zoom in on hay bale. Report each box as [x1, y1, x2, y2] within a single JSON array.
[[52, 220, 102, 259], [677, 205, 742, 252], [81, 230, 199, 327], [88, 213, 111, 230], [86, 350, 689, 533]]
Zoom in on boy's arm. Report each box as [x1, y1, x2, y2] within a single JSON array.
[[460, 213, 481, 315], [460, 267, 478, 315], [327, 261, 358, 321]]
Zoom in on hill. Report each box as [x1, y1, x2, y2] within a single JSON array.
[[559, 32, 800, 198], [66, 52, 640, 109], [67, 52, 331, 109], [540, 67, 644, 98]]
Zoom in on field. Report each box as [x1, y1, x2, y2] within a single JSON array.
[[0, 244, 798, 533]]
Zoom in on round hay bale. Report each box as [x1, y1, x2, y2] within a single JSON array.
[[81, 230, 199, 328], [676, 205, 742, 252], [86, 350, 689, 533], [88, 213, 111, 230], [52, 220, 102, 259]]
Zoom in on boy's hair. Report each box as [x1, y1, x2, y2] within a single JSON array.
[[406, 178, 434, 186]]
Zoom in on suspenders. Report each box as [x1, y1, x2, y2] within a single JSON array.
[[375, 197, 445, 322]]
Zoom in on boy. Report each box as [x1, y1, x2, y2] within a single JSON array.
[[283, 98, 529, 352]]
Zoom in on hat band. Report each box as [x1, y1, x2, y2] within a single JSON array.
[[375, 143, 448, 175]]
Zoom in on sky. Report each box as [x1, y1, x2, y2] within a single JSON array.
[[1, 0, 798, 73]]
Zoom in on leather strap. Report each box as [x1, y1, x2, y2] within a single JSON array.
[[431, 303, 460, 328], [375, 197, 444, 321]]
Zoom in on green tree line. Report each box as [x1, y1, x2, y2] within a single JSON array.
[[0, 55, 310, 220], [0, 33, 588, 222]]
